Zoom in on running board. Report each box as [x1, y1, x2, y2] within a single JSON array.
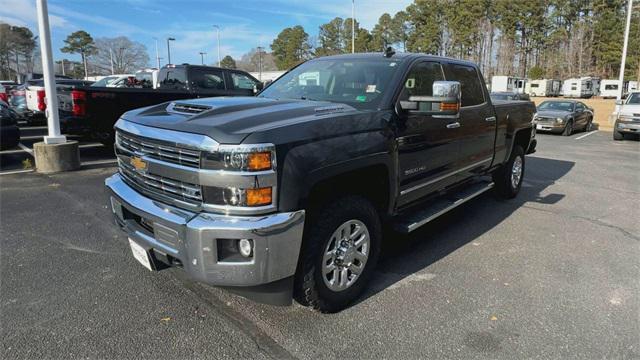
[[394, 180, 495, 233]]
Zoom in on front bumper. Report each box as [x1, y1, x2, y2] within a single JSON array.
[[616, 120, 640, 133], [106, 173, 305, 291], [536, 122, 564, 132]]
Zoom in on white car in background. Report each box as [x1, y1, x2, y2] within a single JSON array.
[[613, 90, 640, 140], [91, 74, 134, 88]]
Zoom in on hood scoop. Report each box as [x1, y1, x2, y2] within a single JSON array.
[[314, 105, 347, 115], [167, 102, 213, 115]]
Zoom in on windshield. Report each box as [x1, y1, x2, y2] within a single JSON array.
[[92, 76, 118, 87], [626, 93, 640, 104], [258, 58, 401, 110], [538, 101, 574, 112]]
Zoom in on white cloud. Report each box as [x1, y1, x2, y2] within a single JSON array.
[[0, 0, 68, 28]]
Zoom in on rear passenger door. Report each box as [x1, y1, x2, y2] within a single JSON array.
[[443, 63, 496, 178]]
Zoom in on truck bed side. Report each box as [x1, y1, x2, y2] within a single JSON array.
[[492, 100, 536, 164]]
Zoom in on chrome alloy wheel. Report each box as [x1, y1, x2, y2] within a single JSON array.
[[322, 219, 370, 292], [511, 156, 523, 189]]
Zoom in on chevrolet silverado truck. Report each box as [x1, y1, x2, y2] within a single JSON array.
[[58, 64, 262, 144], [106, 52, 536, 312]]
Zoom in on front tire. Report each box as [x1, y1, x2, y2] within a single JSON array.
[[562, 120, 573, 136], [294, 196, 381, 313], [613, 130, 624, 140], [493, 145, 525, 199]]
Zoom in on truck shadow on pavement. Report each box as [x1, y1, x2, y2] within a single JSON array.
[[355, 156, 575, 305]]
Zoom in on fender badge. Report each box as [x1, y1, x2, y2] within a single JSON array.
[[130, 156, 148, 173]]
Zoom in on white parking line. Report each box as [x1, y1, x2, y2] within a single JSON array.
[[0, 148, 27, 155], [79, 143, 104, 149], [575, 130, 598, 140], [19, 126, 47, 130], [18, 143, 33, 155], [0, 169, 34, 176], [81, 159, 117, 166]]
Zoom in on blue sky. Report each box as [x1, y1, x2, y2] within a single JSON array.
[[0, 0, 412, 67]]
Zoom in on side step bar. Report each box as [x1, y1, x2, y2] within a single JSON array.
[[394, 180, 495, 233]]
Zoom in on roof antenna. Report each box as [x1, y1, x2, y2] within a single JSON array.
[[384, 46, 395, 58]]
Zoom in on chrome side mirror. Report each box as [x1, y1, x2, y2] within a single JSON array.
[[399, 81, 461, 117]]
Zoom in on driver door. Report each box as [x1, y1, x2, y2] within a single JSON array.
[[396, 61, 464, 207]]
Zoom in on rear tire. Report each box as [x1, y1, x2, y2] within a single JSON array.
[[493, 145, 525, 199], [584, 117, 593, 132], [294, 195, 381, 313]]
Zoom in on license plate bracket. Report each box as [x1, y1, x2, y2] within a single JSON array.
[[129, 238, 154, 271]]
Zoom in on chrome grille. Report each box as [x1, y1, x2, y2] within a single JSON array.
[[537, 117, 556, 124], [119, 159, 202, 203], [117, 130, 201, 168]]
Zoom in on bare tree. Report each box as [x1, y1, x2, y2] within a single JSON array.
[[92, 36, 150, 75]]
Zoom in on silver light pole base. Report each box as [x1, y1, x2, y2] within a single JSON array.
[[44, 135, 67, 144], [34, 140, 81, 173]]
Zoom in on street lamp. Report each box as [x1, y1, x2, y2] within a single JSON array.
[[212, 25, 221, 67], [166, 37, 175, 65], [153, 37, 161, 69], [617, 0, 633, 101], [199, 52, 207, 65], [351, 0, 355, 54]]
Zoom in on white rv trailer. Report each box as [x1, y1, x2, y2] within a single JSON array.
[[562, 77, 594, 98], [525, 79, 561, 97], [600, 79, 621, 98], [490, 76, 527, 93], [627, 81, 638, 92]]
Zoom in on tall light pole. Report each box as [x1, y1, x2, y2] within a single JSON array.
[[153, 37, 161, 69], [351, 0, 355, 53], [109, 48, 115, 74], [617, 0, 633, 101], [213, 25, 221, 67], [257, 46, 264, 81], [199, 52, 207, 65], [35, 0, 64, 144], [166, 37, 175, 65]]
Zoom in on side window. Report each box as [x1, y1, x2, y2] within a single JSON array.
[[576, 103, 585, 111], [192, 70, 226, 90], [444, 64, 485, 107], [160, 70, 187, 89], [400, 61, 444, 100], [231, 73, 257, 90]]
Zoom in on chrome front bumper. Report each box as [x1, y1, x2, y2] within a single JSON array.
[[617, 121, 640, 132], [105, 174, 305, 287]]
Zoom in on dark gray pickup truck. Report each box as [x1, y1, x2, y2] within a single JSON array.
[[106, 52, 536, 312]]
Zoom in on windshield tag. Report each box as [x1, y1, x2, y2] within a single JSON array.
[[356, 95, 367, 102]]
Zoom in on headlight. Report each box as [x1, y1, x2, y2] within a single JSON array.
[[556, 117, 565, 123], [618, 114, 634, 121], [201, 144, 277, 209], [202, 144, 276, 172]]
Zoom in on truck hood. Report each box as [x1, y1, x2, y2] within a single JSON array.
[[120, 96, 358, 144], [536, 109, 572, 118], [619, 104, 640, 116]]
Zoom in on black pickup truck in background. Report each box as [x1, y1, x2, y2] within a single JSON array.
[[58, 64, 262, 144], [106, 52, 536, 312]]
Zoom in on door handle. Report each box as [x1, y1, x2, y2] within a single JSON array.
[[485, 116, 496, 122], [446, 122, 461, 129]]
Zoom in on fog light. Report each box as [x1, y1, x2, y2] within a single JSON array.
[[238, 239, 253, 257]]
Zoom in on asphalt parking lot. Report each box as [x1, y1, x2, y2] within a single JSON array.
[[1, 131, 638, 359]]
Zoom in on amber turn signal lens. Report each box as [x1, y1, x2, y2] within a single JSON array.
[[246, 187, 272, 206], [247, 152, 272, 171], [440, 102, 459, 111]]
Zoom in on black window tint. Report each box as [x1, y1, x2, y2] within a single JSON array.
[[444, 64, 485, 106], [192, 70, 225, 90], [160, 69, 187, 89], [400, 61, 444, 99], [231, 73, 257, 90]]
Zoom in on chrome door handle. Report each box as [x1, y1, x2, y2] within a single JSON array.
[[485, 116, 496, 122], [446, 122, 461, 129]]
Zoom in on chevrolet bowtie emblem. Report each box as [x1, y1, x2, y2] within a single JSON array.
[[130, 156, 148, 172]]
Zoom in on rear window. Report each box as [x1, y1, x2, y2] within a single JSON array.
[[444, 64, 485, 107]]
